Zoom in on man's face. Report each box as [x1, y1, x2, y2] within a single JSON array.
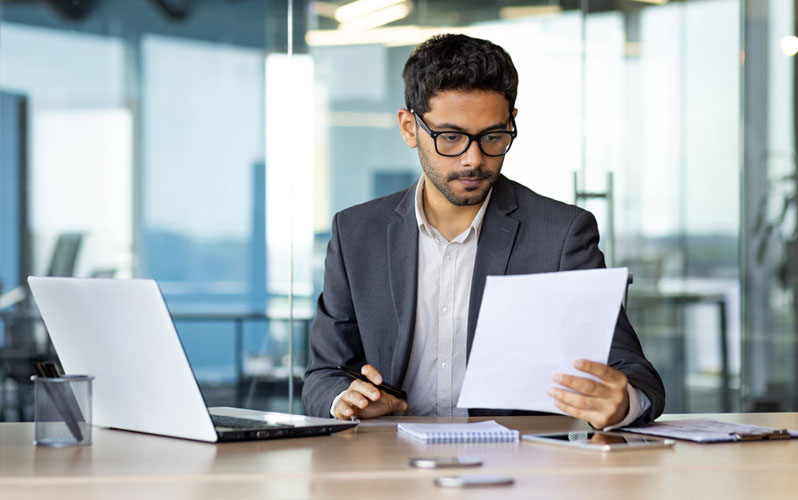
[[413, 90, 514, 207]]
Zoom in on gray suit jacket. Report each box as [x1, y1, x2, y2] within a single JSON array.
[[302, 175, 665, 424]]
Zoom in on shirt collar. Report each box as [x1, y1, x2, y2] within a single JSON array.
[[413, 175, 493, 242]]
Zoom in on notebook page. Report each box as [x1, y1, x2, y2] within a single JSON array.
[[397, 420, 519, 443]]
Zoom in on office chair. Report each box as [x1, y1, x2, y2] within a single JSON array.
[[0, 232, 84, 420]]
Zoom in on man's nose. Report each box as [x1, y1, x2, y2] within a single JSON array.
[[460, 138, 484, 167]]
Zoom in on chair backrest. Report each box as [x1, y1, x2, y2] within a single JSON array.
[[623, 271, 634, 309], [46, 233, 83, 277]]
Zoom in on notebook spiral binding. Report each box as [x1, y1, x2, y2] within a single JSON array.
[[425, 430, 520, 443]]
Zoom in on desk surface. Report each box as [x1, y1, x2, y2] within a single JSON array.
[[2, 413, 797, 499]]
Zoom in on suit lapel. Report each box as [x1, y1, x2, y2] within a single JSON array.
[[467, 176, 519, 357], [387, 187, 419, 386]]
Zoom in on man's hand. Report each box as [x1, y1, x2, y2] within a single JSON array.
[[333, 364, 408, 420], [547, 359, 629, 429]]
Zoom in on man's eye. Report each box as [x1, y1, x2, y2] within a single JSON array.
[[484, 134, 503, 143], [441, 134, 463, 143]]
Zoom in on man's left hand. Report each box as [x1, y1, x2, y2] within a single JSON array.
[[548, 359, 629, 429]]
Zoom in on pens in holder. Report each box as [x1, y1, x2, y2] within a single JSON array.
[[33, 362, 84, 442], [335, 366, 408, 400]]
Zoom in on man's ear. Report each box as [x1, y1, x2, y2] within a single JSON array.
[[397, 108, 417, 148], [512, 108, 518, 119]]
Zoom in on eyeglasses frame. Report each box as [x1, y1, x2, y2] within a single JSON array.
[[413, 112, 518, 157]]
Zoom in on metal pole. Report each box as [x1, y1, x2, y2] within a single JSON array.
[[287, 0, 295, 415], [606, 171, 615, 267]]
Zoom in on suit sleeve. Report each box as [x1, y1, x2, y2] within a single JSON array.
[[559, 210, 666, 425], [302, 213, 365, 417]]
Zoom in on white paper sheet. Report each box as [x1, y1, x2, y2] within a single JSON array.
[[621, 418, 798, 442], [457, 268, 628, 414]]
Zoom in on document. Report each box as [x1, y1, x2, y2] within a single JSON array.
[[457, 268, 628, 414], [621, 418, 798, 443]]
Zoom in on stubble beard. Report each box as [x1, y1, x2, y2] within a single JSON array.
[[417, 141, 501, 207]]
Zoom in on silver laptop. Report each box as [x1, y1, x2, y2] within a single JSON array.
[[27, 276, 356, 442]]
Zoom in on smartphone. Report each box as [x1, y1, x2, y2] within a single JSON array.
[[434, 475, 514, 488], [408, 456, 483, 469], [522, 431, 675, 452]]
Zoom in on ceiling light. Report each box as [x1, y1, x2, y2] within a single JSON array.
[[338, 2, 412, 32], [311, 1, 339, 19], [781, 35, 798, 56], [335, 0, 406, 23], [625, 0, 669, 5], [307, 25, 472, 47], [499, 5, 562, 20]]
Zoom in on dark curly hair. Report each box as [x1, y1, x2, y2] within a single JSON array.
[[402, 34, 519, 116]]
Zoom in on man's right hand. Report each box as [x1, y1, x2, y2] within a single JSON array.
[[333, 364, 408, 420]]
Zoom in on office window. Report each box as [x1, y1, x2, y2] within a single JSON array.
[[1, 0, 796, 421]]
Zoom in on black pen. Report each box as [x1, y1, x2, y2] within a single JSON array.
[[33, 362, 84, 442], [335, 366, 407, 400]]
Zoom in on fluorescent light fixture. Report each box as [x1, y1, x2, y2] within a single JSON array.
[[625, 0, 669, 4], [781, 35, 798, 56], [499, 5, 562, 20], [311, 1, 339, 19], [338, 2, 412, 32], [335, 0, 405, 23], [307, 25, 471, 47]]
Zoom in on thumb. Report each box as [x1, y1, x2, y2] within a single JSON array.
[[389, 396, 408, 413]]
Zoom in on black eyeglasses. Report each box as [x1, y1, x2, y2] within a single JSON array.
[[414, 112, 517, 157]]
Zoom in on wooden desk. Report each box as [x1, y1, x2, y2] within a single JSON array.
[[2, 413, 797, 499]]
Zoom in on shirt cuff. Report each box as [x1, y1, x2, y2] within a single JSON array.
[[602, 384, 652, 431], [330, 390, 346, 418]]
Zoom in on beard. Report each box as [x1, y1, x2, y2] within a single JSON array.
[[417, 141, 502, 206]]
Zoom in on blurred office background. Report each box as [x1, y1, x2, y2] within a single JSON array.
[[0, 0, 795, 420]]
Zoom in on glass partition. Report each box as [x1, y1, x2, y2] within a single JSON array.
[[1, 0, 796, 420]]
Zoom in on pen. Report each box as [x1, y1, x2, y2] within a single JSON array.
[[335, 366, 407, 400], [33, 362, 84, 442]]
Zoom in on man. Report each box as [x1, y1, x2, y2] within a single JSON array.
[[303, 34, 665, 429]]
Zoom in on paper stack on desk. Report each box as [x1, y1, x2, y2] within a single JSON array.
[[457, 268, 629, 414], [622, 418, 798, 443]]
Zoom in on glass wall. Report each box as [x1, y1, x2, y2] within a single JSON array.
[[741, 0, 798, 412], [0, 0, 795, 420], [302, 0, 745, 413]]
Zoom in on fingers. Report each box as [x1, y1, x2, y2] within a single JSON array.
[[552, 373, 612, 399], [360, 364, 383, 385], [549, 361, 630, 428], [573, 359, 627, 385], [332, 367, 407, 420], [549, 389, 628, 429], [387, 393, 408, 413], [335, 379, 382, 418], [334, 390, 407, 420], [334, 399, 356, 420]]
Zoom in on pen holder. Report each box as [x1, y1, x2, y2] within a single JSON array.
[[32, 375, 94, 447]]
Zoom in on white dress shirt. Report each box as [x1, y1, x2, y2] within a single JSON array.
[[332, 176, 650, 427], [400, 177, 491, 416]]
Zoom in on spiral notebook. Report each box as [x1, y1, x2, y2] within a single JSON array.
[[397, 420, 520, 443]]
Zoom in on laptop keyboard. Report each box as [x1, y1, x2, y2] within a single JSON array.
[[211, 414, 293, 430]]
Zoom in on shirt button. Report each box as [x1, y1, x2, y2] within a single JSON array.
[[445, 253, 452, 261], [441, 362, 449, 369], [442, 307, 449, 315]]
